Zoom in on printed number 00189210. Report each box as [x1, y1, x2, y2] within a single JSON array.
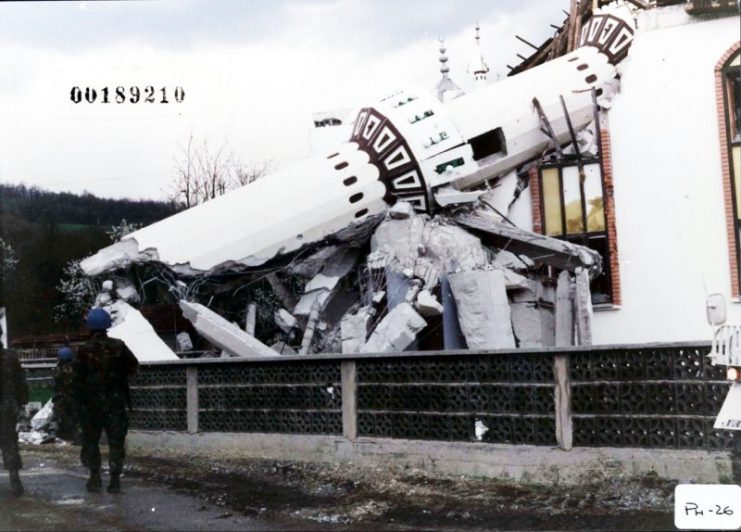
[[70, 86, 185, 104]]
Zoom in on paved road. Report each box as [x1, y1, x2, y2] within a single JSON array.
[[0, 449, 282, 531]]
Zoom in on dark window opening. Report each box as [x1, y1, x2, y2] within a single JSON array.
[[354, 209, 369, 218], [585, 74, 598, 84], [314, 118, 342, 128], [434, 157, 465, 174], [335, 162, 349, 170], [469, 127, 507, 161], [327, 152, 339, 159], [577, 64, 589, 71], [343, 176, 358, 186], [349, 192, 364, 204]]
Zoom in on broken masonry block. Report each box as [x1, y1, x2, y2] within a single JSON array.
[[448, 270, 515, 350], [360, 302, 426, 353]]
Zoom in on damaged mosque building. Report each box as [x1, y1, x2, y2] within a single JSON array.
[[80, 0, 741, 361]]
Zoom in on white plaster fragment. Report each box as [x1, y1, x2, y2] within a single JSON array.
[[360, 302, 426, 353], [474, 419, 489, 441], [448, 270, 515, 349], [275, 309, 298, 333], [294, 251, 358, 317], [416, 289, 443, 317], [179, 300, 277, 358]]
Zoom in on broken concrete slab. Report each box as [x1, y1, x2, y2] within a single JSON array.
[[106, 300, 179, 362], [286, 246, 343, 279], [455, 211, 602, 277], [180, 300, 277, 358], [448, 270, 515, 350], [360, 302, 426, 353]]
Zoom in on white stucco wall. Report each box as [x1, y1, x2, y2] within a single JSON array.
[[592, 13, 740, 344]]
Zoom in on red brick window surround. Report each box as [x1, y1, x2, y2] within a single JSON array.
[[529, 127, 622, 306], [715, 43, 741, 298]]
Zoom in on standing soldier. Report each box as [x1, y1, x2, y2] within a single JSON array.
[[52, 345, 78, 443], [0, 324, 28, 497], [74, 308, 138, 494]]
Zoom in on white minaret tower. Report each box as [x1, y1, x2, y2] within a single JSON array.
[[433, 37, 465, 103], [467, 24, 489, 88]]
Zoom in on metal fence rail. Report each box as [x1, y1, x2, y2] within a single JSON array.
[[36, 342, 734, 451]]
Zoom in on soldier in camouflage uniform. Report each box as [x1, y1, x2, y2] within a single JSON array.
[[0, 324, 28, 497], [52, 346, 79, 443], [73, 308, 138, 494]]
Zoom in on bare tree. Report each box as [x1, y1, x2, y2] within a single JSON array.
[[170, 134, 270, 208]]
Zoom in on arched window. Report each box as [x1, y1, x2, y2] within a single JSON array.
[[716, 45, 741, 295]]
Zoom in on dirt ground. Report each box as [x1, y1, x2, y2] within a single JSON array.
[[5, 443, 680, 531]]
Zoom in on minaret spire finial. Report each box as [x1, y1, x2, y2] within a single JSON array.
[[438, 36, 450, 77]]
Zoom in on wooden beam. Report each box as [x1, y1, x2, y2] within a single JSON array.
[[559, 94, 583, 174], [515, 35, 540, 50], [567, 0, 579, 52]]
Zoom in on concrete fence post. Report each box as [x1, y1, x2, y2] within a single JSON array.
[[341, 361, 357, 441], [186, 366, 199, 434], [553, 354, 573, 450]]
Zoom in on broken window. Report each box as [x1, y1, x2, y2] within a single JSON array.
[[722, 51, 741, 284], [539, 162, 612, 304], [469, 127, 507, 161]]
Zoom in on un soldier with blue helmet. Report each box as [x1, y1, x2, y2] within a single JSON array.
[[52, 345, 79, 443], [73, 308, 138, 494], [0, 323, 28, 497]]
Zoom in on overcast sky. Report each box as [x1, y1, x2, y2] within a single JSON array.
[[0, 0, 568, 200]]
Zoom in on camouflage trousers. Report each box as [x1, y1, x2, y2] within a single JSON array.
[[80, 409, 128, 476], [0, 411, 22, 471]]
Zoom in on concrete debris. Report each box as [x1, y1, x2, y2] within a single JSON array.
[[112, 276, 140, 304], [18, 430, 56, 445], [371, 291, 385, 305], [271, 341, 298, 356], [416, 289, 443, 317], [369, 211, 488, 286], [360, 302, 426, 353], [294, 251, 358, 317], [275, 308, 299, 333], [510, 301, 554, 348], [286, 246, 344, 279], [456, 212, 602, 277], [493, 250, 530, 272], [341, 306, 373, 354], [31, 400, 54, 432], [448, 270, 516, 350], [176, 332, 193, 352], [180, 300, 278, 358], [388, 201, 414, 219], [441, 274, 467, 349]]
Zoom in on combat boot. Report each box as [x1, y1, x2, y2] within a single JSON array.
[[9, 470, 23, 497], [86, 469, 102, 493], [107, 473, 121, 494]]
